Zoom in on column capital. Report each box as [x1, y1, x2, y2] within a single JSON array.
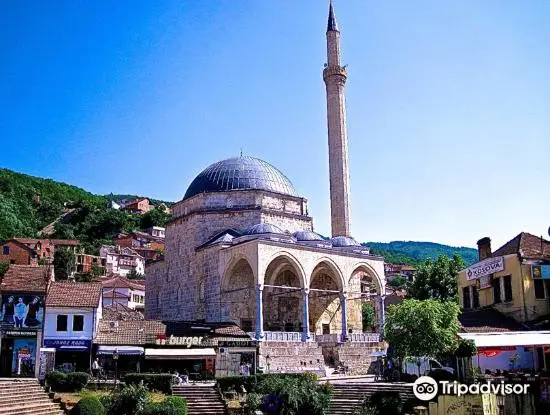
[[303, 288, 310, 295], [340, 292, 348, 299], [257, 283, 264, 291]]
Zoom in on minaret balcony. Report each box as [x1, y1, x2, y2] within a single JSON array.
[[323, 65, 347, 81]]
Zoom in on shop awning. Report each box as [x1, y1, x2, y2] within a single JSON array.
[[97, 346, 144, 356], [459, 331, 550, 348], [145, 348, 216, 360]]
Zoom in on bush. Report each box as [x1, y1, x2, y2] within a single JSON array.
[[217, 373, 306, 394], [428, 369, 457, 382], [46, 371, 90, 392], [67, 372, 90, 391], [123, 373, 173, 394], [369, 391, 402, 415], [137, 396, 188, 415], [100, 384, 151, 415], [70, 396, 105, 415], [46, 371, 67, 391]]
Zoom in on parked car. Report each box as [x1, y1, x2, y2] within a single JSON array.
[[401, 357, 454, 381]]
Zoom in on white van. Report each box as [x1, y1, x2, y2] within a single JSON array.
[[402, 357, 454, 379]]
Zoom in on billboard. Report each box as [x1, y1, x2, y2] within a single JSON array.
[[466, 256, 504, 280], [532, 265, 550, 280], [0, 294, 45, 330]]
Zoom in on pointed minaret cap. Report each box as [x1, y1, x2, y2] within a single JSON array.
[[327, 0, 339, 32]]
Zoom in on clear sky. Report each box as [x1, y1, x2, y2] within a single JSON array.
[[1, 1, 549, 249]]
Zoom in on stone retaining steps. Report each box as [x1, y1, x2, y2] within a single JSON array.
[[0, 379, 63, 415], [327, 382, 421, 415], [172, 385, 226, 415]]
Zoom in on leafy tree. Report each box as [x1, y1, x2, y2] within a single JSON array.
[[139, 208, 171, 230], [91, 264, 105, 277], [127, 269, 144, 280], [75, 272, 93, 283], [388, 276, 406, 289], [362, 302, 376, 332], [0, 263, 9, 280], [407, 254, 465, 302], [53, 248, 76, 280], [385, 299, 460, 363]]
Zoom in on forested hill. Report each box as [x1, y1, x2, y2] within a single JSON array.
[[363, 241, 478, 266], [0, 167, 478, 263], [0, 168, 171, 253]]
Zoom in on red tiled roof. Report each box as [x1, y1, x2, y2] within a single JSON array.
[[3, 239, 36, 254], [12, 238, 44, 245], [46, 282, 102, 307], [0, 265, 50, 293], [50, 239, 79, 246], [94, 320, 165, 345], [493, 232, 550, 260], [102, 304, 145, 321], [459, 307, 526, 333], [103, 290, 130, 299], [101, 276, 145, 291]]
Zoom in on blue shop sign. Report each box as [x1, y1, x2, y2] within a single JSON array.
[[43, 339, 91, 351]]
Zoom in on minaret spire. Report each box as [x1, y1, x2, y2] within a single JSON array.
[[323, 0, 351, 237]]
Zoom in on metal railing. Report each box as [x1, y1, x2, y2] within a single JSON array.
[[247, 331, 379, 343]]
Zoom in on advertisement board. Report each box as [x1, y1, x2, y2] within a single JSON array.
[[466, 257, 504, 280], [532, 265, 550, 280], [43, 339, 91, 351], [0, 294, 45, 330]]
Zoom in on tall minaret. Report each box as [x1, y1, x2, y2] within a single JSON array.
[[323, 1, 351, 237]]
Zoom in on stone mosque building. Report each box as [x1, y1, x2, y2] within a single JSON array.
[[146, 3, 386, 373]]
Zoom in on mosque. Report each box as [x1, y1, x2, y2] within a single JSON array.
[[146, 3, 386, 374]]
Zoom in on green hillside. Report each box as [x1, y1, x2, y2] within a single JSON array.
[[363, 241, 478, 266], [0, 168, 171, 253]]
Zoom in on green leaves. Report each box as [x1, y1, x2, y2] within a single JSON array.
[[53, 247, 76, 280], [362, 302, 376, 331], [385, 299, 460, 360], [407, 254, 465, 302]]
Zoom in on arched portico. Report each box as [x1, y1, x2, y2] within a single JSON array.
[[221, 258, 256, 332]]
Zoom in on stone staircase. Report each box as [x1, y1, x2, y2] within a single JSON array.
[[326, 382, 421, 415], [172, 385, 226, 415], [259, 341, 326, 374], [0, 378, 64, 415]]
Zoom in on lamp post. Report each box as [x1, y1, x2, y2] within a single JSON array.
[[266, 355, 271, 373], [113, 348, 119, 390]]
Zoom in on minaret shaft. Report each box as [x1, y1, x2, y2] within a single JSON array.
[[323, 3, 351, 237]]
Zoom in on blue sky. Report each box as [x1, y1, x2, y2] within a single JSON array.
[[1, 1, 549, 249]]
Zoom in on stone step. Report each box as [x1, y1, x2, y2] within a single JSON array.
[[0, 402, 60, 415], [0, 395, 54, 408]]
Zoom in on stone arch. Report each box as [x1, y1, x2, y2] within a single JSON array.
[[309, 260, 345, 335], [220, 258, 256, 331], [348, 262, 385, 334], [263, 253, 307, 332]]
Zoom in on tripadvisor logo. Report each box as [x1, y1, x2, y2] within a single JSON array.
[[413, 376, 530, 401]]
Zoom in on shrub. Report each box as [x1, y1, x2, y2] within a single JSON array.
[[137, 396, 188, 415], [46, 371, 67, 391], [369, 391, 403, 415], [217, 373, 305, 394], [70, 396, 105, 415], [245, 393, 262, 414], [123, 373, 173, 394], [46, 371, 90, 392], [100, 384, 151, 415], [66, 372, 90, 391]]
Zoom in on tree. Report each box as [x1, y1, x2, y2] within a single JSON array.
[[127, 269, 144, 280], [139, 208, 171, 230], [0, 263, 9, 280], [91, 264, 105, 277], [388, 276, 406, 289], [362, 302, 376, 331], [53, 248, 76, 280], [407, 254, 465, 302], [384, 299, 460, 363]]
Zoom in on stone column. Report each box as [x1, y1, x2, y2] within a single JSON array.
[[302, 288, 311, 342], [378, 295, 386, 340], [340, 293, 348, 342], [255, 284, 264, 341]]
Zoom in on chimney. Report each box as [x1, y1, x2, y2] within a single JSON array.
[[477, 237, 492, 261]]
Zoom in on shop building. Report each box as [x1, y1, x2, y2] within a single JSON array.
[[43, 282, 102, 372], [0, 265, 52, 377], [93, 319, 165, 376]]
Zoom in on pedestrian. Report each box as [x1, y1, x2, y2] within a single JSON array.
[[92, 358, 101, 378]]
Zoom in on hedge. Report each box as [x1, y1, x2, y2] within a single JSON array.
[[137, 396, 188, 415], [123, 373, 173, 394], [70, 396, 105, 415], [217, 373, 313, 394], [46, 371, 90, 392]]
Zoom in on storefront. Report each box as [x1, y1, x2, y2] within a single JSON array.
[[216, 338, 257, 377], [144, 344, 217, 379], [0, 329, 40, 377], [96, 345, 145, 375], [43, 339, 92, 372]]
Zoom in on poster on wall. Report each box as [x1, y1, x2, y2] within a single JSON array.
[[0, 294, 45, 330], [532, 265, 550, 279], [38, 348, 56, 381], [12, 338, 37, 376]]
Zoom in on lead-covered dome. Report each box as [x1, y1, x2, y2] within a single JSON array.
[[183, 156, 299, 201]]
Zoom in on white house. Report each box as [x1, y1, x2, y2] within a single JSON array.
[[101, 276, 145, 310], [43, 282, 102, 372], [147, 226, 165, 239], [99, 245, 145, 277]]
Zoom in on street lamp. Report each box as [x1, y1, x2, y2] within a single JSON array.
[[113, 348, 119, 390], [266, 355, 271, 373]]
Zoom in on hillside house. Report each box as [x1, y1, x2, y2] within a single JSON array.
[[121, 198, 152, 215], [99, 245, 145, 277]]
